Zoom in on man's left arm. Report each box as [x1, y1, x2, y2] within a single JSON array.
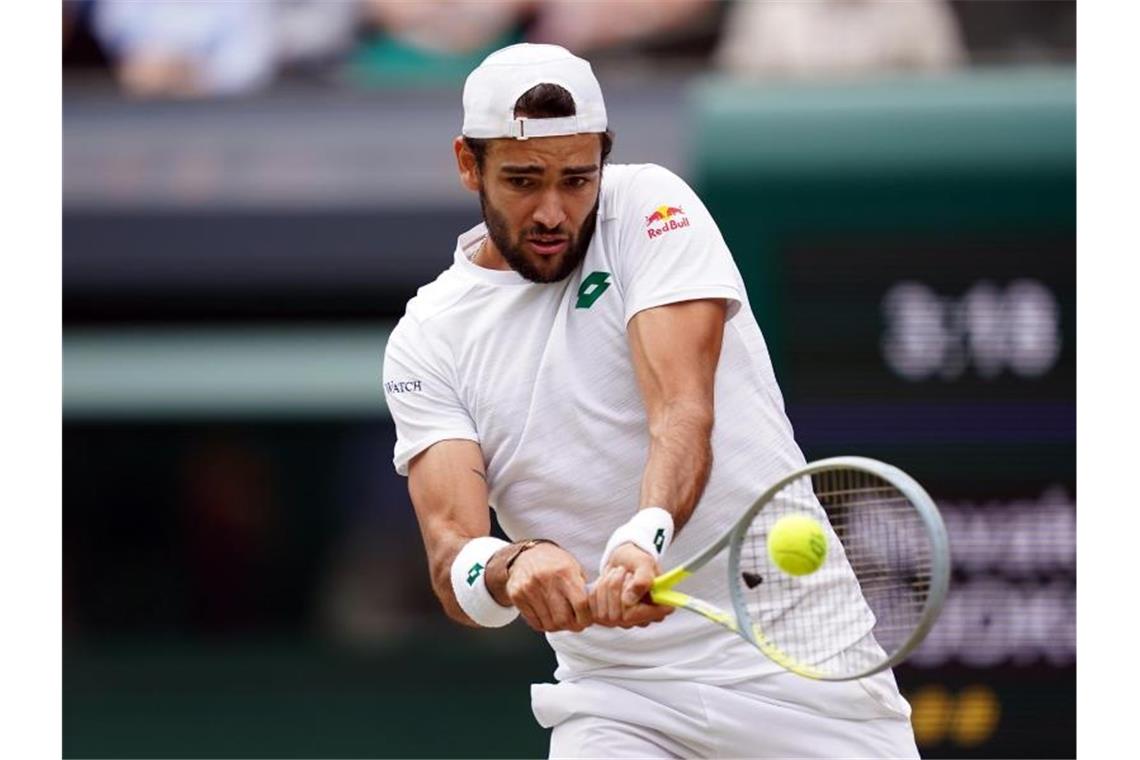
[[590, 297, 727, 626]]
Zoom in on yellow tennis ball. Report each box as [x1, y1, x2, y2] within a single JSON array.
[[767, 514, 828, 576]]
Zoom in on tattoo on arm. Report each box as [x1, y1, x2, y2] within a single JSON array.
[[471, 468, 488, 484]]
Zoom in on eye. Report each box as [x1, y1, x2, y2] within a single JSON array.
[[565, 176, 590, 189], [507, 176, 534, 189]]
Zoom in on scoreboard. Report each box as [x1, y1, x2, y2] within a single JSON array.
[[693, 68, 1075, 758]]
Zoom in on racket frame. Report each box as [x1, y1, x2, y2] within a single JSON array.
[[649, 456, 951, 681]]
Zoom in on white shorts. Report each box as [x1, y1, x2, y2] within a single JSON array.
[[531, 668, 919, 759]]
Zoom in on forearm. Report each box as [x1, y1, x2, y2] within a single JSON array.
[[595, 400, 710, 627], [423, 526, 484, 627], [407, 439, 499, 627], [639, 398, 714, 532]]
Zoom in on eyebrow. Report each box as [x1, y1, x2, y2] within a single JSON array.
[[500, 164, 599, 176]]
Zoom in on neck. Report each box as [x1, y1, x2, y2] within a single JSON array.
[[474, 235, 511, 271]]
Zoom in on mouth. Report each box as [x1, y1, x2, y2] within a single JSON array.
[[526, 237, 569, 257]]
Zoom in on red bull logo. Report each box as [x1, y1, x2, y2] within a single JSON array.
[[645, 205, 690, 239]]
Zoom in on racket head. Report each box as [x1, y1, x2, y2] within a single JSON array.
[[726, 456, 950, 681]]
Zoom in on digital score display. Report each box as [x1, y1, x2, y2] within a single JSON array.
[[780, 236, 1074, 406]]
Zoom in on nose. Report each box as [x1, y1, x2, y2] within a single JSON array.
[[532, 188, 567, 231]]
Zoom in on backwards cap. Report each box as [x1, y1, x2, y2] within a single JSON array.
[[461, 43, 607, 140]]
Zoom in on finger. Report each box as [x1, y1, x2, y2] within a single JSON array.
[[606, 568, 628, 623], [519, 583, 555, 632], [563, 578, 592, 630], [545, 592, 576, 632], [631, 604, 675, 626], [622, 563, 655, 607], [591, 569, 618, 624], [624, 606, 665, 624], [509, 575, 549, 631], [621, 601, 674, 627], [514, 599, 544, 633], [533, 595, 557, 632]]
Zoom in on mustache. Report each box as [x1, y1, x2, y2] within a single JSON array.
[[524, 226, 569, 238]]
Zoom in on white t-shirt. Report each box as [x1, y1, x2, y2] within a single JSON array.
[[383, 163, 870, 684]]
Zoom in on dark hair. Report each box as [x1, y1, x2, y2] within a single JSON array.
[[464, 83, 614, 171]]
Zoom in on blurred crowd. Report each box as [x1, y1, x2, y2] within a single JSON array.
[[63, 0, 1074, 99]]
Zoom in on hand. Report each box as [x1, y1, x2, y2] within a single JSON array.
[[589, 543, 674, 628], [490, 542, 593, 633]]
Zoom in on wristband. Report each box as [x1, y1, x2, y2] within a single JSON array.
[[450, 536, 519, 628], [599, 507, 675, 573]]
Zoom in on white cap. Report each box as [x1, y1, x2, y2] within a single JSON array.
[[461, 43, 607, 140]]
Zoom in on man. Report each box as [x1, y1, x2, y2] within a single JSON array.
[[382, 43, 919, 758]]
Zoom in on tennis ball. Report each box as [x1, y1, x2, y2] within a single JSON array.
[[767, 514, 828, 576]]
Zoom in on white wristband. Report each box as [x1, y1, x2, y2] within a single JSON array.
[[599, 507, 675, 573], [450, 536, 519, 628]]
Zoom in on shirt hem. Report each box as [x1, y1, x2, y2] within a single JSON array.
[[624, 285, 743, 327], [394, 432, 481, 476]]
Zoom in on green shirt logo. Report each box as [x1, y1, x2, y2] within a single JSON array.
[[466, 562, 484, 586], [576, 271, 612, 309]]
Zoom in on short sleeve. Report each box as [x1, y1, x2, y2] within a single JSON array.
[[614, 164, 743, 325], [383, 317, 479, 476]]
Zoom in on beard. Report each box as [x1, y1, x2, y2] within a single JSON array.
[[479, 187, 600, 284]]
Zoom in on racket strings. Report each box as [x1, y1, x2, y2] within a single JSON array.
[[736, 467, 935, 679]]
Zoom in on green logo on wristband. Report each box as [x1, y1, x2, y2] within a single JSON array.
[[466, 562, 484, 586], [653, 529, 666, 553]]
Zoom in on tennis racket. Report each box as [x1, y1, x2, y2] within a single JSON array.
[[649, 456, 950, 681]]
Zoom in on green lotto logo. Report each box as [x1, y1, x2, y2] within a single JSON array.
[[466, 562, 484, 586], [576, 271, 612, 309], [654, 528, 666, 553]]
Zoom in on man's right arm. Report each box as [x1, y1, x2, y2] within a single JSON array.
[[407, 438, 495, 626], [407, 438, 592, 632]]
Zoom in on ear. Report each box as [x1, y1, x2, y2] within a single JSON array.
[[454, 136, 482, 193]]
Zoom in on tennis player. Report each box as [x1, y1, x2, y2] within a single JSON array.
[[383, 43, 919, 758]]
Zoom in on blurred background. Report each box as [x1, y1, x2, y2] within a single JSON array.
[[62, 1, 1075, 757]]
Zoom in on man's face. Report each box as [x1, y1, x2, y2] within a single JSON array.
[[473, 134, 603, 283]]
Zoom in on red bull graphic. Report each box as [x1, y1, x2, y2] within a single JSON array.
[[645, 204, 690, 239]]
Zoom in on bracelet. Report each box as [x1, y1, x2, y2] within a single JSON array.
[[598, 507, 675, 574], [504, 538, 560, 573], [449, 536, 520, 628]]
